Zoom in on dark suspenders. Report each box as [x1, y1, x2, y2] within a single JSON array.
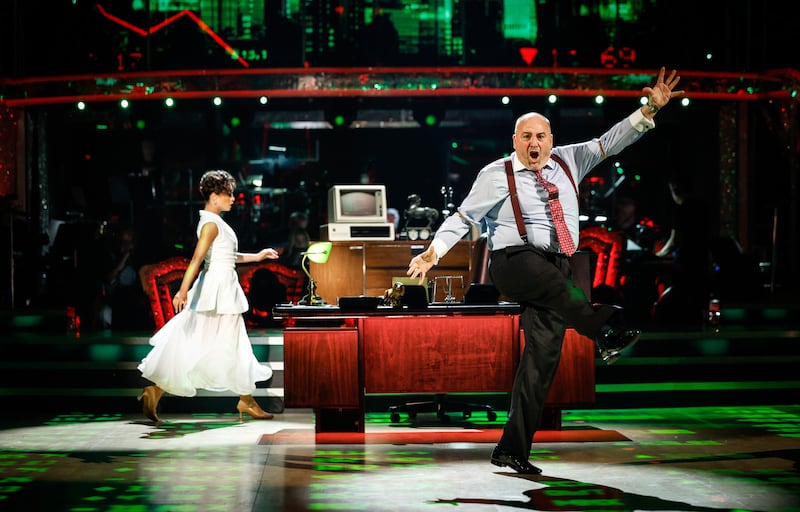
[[548, 154, 578, 199], [502, 155, 578, 243]]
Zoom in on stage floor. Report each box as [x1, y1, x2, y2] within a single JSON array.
[[1, 404, 798, 511]]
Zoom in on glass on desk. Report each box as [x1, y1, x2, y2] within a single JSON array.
[[432, 275, 464, 303]]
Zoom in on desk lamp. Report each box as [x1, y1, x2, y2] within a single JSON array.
[[298, 241, 332, 306]]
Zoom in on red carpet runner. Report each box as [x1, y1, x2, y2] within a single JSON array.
[[261, 428, 628, 445]]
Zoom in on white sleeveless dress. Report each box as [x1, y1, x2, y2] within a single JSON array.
[[138, 210, 272, 396]]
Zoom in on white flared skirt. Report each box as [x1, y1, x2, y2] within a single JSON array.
[[138, 309, 272, 397]]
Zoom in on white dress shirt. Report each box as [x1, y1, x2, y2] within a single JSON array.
[[430, 109, 655, 261]]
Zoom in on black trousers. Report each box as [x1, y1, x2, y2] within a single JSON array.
[[489, 245, 616, 459]]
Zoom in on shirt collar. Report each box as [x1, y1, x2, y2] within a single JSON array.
[[511, 152, 555, 173]]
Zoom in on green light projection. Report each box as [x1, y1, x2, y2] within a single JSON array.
[[0, 405, 798, 510], [503, 0, 538, 41]]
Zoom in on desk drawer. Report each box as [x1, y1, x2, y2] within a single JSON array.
[[362, 315, 518, 393], [283, 328, 360, 408]]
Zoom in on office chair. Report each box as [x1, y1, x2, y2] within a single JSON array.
[[388, 394, 498, 423]]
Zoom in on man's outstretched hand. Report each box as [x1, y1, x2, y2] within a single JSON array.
[[407, 246, 437, 283]]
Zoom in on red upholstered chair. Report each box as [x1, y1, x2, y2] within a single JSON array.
[[140, 257, 305, 331], [578, 226, 625, 291], [237, 261, 306, 325], [138, 256, 191, 331]]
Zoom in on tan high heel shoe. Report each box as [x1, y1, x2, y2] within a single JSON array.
[[137, 385, 163, 423], [237, 395, 273, 421]]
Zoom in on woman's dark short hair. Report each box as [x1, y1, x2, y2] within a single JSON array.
[[199, 170, 236, 200]]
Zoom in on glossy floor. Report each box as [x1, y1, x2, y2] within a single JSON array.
[[0, 404, 798, 512]]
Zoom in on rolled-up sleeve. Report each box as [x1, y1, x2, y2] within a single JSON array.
[[629, 108, 655, 132]]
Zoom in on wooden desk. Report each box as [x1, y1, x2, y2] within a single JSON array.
[[274, 304, 595, 432], [310, 240, 473, 304]]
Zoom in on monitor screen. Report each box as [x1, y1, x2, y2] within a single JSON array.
[[328, 185, 387, 224]]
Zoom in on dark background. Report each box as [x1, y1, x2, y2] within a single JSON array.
[[3, 1, 799, 75], [1, 0, 798, 321]]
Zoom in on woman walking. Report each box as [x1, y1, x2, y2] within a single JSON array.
[[138, 170, 279, 422]]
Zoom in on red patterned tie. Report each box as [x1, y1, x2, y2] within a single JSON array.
[[533, 170, 576, 256]]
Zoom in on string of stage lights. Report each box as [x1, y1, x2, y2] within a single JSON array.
[[1, 67, 796, 110], [1, 3, 797, 110]]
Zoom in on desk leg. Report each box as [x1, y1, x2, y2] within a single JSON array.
[[283, 327, 363, 433], [315, 408, 365, 433]]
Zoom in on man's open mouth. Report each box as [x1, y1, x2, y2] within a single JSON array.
[[529, 150, 540, 159]]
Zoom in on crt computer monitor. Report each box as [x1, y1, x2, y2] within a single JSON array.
[[328, 184, 388, 224]]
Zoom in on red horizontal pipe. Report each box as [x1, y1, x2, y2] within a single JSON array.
[[1, 67, 793, 107]]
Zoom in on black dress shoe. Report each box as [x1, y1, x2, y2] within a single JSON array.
[[596, 327, 641, 365], [490, 446, 542, 474]]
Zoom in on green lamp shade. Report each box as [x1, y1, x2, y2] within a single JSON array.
[[305, 241, 332, 264]]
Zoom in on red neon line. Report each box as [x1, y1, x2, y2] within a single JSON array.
[[95, 4, 248, 68], [3, 66, 784, 85], [184, 11, 248, 68], [96, 5, 148, 36], [149, 10, 189, 33]]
